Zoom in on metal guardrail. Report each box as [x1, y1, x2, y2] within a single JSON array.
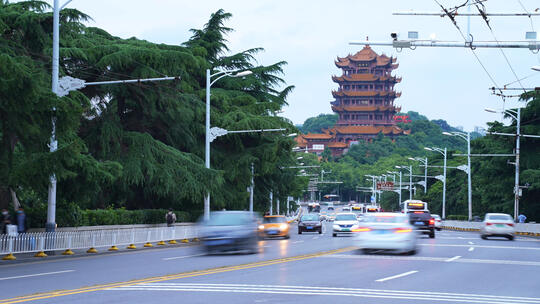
[[0, 226, 200, 260], [442, 220, 540, 236]]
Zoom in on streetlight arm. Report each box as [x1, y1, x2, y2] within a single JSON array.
[[60, 0, 73, 9], [210, 72, 233, 86]]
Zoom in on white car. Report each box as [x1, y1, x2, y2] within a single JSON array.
[[432, 214, 442, 231], [480, 213, 515, 240], [332, 213, 359, 237], [355, 213, 418, 255]]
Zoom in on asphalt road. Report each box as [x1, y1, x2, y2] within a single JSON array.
[[1, 216, 540, 303]]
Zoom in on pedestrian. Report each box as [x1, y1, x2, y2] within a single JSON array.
[[13, 207, 27, 234], [165, 208, 176, 227], [518, 213, 527, 223], [1, 209, 11, 234]]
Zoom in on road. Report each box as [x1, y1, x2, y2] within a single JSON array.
[[1, 218, 540, 303]]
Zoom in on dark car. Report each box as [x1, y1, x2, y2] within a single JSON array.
[[199, 211, 259, 254], [408, 211, 435, 238], [298, 214, 322, 234]]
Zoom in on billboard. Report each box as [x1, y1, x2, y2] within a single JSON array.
[[376, 181, 394, 191]]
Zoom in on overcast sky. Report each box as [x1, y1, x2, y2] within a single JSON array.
[[51, 0, 540, 131]]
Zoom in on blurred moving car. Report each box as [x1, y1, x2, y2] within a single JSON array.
[[480, 213, 515, 240], [200, 211, 259, 254], [327, 206, 335, 212], [319, 211, 328, 221], [259, 215, 290, 239], [408, 211, 435, 238], [298, 214, 322, 234], [332, 213, 359, 237], [355, 213, 418, 255], [342, 206, 351, 212], [432, 214, 442, 231]]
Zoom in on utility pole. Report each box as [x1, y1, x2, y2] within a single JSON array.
[[249, 163, 254, 212], [269, 191, 273, 215]]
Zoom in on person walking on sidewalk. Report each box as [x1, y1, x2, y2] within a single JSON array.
[[166, 209, 177, 227]]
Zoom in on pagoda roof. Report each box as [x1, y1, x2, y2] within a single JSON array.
[[332, 74, 401, 83], [327, 142, 348, 148], [335, 46, 397, 68], [300, 133, 333, 140], [331, 125, 408, 135], [332, 105, 395, 112], [332, 91, 401, 98]]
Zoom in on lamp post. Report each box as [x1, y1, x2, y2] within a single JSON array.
[[485, 107, 521, 221], [408, 157, 428, 193], [205, 69, 252, 220], [365, 175, 379, 204], [443, 131, 472, 221], [425, 147, 447, 219], [387, 171, 402, 206], [396, 165, 412, 200]]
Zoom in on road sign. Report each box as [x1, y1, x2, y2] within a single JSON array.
[[376, 181, 394, 191]]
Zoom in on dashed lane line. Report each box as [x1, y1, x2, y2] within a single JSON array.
[[375, 270, 418, 282], [445, 256, 461, 262], [0, 270, 75, 281], [162, 254, 205, 261], [469, 247, 475, 252], [417, 243, 540, 250]]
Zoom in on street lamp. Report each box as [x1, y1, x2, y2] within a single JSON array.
[[205, 69, 252, 220], [425, 146, 447, 219], [485, 107, 521, 221], [387, 171, 402, 206], [443, 131, 472, 221], [395, 165, 412, 200], [408, 157, 428, 193]]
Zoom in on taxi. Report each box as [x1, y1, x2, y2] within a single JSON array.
[[258, 215, 290, 239]]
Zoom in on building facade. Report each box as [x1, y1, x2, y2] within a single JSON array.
[[296, 46, 409, 156]]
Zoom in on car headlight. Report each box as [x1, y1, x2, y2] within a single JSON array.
[[258, 225, 264, 230], [333, 224, 339, 229], [279, 224, 288, 231]]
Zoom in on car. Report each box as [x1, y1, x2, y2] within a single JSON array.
[[355, 212, 418, 255], [480, 213, 515, 240], [199, 211, 260, 254], [327, 206, 335, 211], [431, 214, 442, 231], [298, 213, 322, 234], [332, 213, 359, 237], [342, 206, 351, 212], [408, 210, 435, 238], [258, 215, 290, 239], [319, 211, 328, 221]]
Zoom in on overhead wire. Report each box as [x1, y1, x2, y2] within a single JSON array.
[[473, 0, 527, 94]]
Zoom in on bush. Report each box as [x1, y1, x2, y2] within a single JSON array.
[[25, 205, 192, 228], [446, 215, 468, 221]]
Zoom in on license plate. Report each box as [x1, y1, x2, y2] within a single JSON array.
[[342, 228, 350, 232], [415, 221, 424, 225], [267, 230, 278, 234], [496, 224, 505, 227], [307, 226, 313, 229], [375, 230, 389, 234], [206, 239, 231, 246]]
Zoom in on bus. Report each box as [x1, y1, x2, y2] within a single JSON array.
[[400, 200, 428, 213], [322, 194, 340, 206], [365, 205, 381, 213]]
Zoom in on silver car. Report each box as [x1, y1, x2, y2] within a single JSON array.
[[480, 213, 515, 240], [355, 213, 418, 255], [332, 213, 359, 237]]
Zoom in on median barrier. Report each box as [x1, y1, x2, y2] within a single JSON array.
[[0, 224, 200, 260], [442, 220, 540, 236]]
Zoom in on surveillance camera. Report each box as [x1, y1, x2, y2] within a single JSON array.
[[390, 32, 398, 40]]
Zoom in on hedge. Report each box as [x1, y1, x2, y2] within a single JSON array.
[[446, 215, 469, 221], [24, 203, 191, 228]]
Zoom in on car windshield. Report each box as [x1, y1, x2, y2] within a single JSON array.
[[364, 215, 407, 223], [301, 214, 319, 221], [335, 214, 357, 221], [488, 215, 512, 221], [206, 212, 253, 226], [263, 217, 286, 223]]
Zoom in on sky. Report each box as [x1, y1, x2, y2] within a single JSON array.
[[49, 0, 540, 131]]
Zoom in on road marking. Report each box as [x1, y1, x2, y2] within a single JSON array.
[[321, 254, 540, 266], [469, 247, 475, 252], [313, 236, 319, 240], [437, 236, 540, 242], [110, 283, 540, 303], [291, 241, 304, 244], [0, 270, 75, 281], [468, 241, 474, 245], [0, 247, 355, 304], [445, 256, 461, 262], [375, 270, 418, 282], [418, 243, 540, 250], [162, 254, 205, 261]]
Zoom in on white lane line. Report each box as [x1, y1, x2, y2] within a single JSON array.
[[445, 255, 461, 262], [321, 254, 540, 266], [417, 243, 540, 250], [0, 270, 75, 281], [292, 241, 304, 244], [375, 270, 418, 282], [313, 236, 319, 240], [468, 241, 474, 245], [162, 254, 205, 261], [469, 247, 475, 252]]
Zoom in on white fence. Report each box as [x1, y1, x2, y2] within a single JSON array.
[[442, 220, 540, 236], [0, 226, 200, 256]]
